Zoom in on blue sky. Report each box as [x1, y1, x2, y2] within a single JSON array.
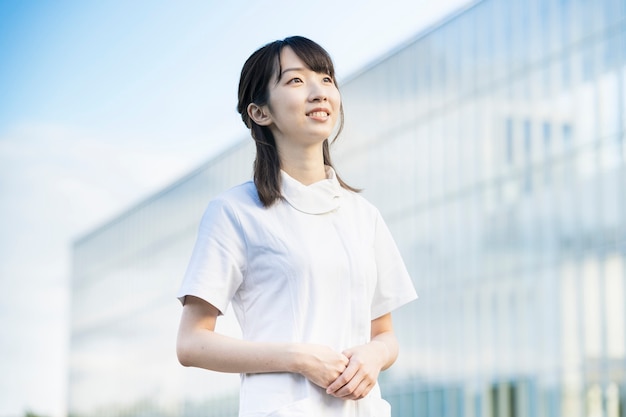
[[0, 1, 471, 416]]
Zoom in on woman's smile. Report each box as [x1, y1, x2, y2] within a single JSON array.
[[307, 108, 331, 121]]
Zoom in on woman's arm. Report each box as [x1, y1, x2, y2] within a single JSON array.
[[176, 295, 349, 388], [325, 313, 398, 400]]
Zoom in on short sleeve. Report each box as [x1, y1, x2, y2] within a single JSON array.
[[177, 198, 246, 315], [370, 210, 418, 319]]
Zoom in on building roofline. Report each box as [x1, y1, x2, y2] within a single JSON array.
[[72, 136, 251, 247], [340, 0, 482, 85]]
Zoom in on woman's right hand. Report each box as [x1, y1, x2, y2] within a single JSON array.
[[292, 344, 349, 389]]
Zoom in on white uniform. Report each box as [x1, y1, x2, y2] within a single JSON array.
[[178, 167, 417, 417]]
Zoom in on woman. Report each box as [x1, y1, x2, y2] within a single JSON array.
[[176, 36, 417, 417]]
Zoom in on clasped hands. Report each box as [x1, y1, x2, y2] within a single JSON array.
[[299, 341, 389, 401]]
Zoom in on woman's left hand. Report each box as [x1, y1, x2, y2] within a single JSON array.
[[324, 341, 389, 400]]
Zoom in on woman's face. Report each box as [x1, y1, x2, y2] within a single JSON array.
[[263, 46, 341, 151]]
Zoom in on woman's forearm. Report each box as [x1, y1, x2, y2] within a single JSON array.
[[369, 313, 399, 371], [177, 327, 299, 373], [369, 330, 399, 371], [177, 328, 350, 388]]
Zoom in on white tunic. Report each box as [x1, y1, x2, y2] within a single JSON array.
[[178, 167, 417, 417]]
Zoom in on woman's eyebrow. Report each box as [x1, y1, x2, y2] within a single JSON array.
[[280, 67, 306, 77]]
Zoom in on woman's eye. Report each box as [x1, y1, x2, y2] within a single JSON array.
[[288, 77, 303, 84], [323, 76, 334, 84]]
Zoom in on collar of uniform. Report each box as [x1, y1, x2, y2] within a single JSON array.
[[280, 166, 341, 214]]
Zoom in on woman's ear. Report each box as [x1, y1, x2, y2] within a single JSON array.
[[247, 103, 272, 126]]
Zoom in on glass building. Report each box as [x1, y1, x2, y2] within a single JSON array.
[[69, 0, 626, 416]]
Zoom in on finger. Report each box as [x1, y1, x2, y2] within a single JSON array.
[[335, 355, 349, 376], [348, 378, 373, 400], [341, 353, 350, 366], [326, 362, 358, 394], [333, 366, 371, 398], [333, 370, 365, 398]]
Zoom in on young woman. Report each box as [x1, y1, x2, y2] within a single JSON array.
[[176, 36, 417, 417]]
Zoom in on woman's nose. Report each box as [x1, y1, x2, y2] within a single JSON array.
[[308, 82, 328, 102]]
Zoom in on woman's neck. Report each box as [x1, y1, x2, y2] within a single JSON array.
[[279, 144, 326, 185]]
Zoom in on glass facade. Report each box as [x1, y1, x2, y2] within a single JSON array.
[[69, 0, 626, 416]]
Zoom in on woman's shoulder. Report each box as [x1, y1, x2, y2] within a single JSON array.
[[339, 187, 382, 218], [197, 180, 262, 230], [209, 180, 261, 210]]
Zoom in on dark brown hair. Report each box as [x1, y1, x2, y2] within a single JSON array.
[[237, 36, 358, 207]]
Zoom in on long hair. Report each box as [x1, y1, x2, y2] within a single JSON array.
[[236, 36, 358, 207]]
